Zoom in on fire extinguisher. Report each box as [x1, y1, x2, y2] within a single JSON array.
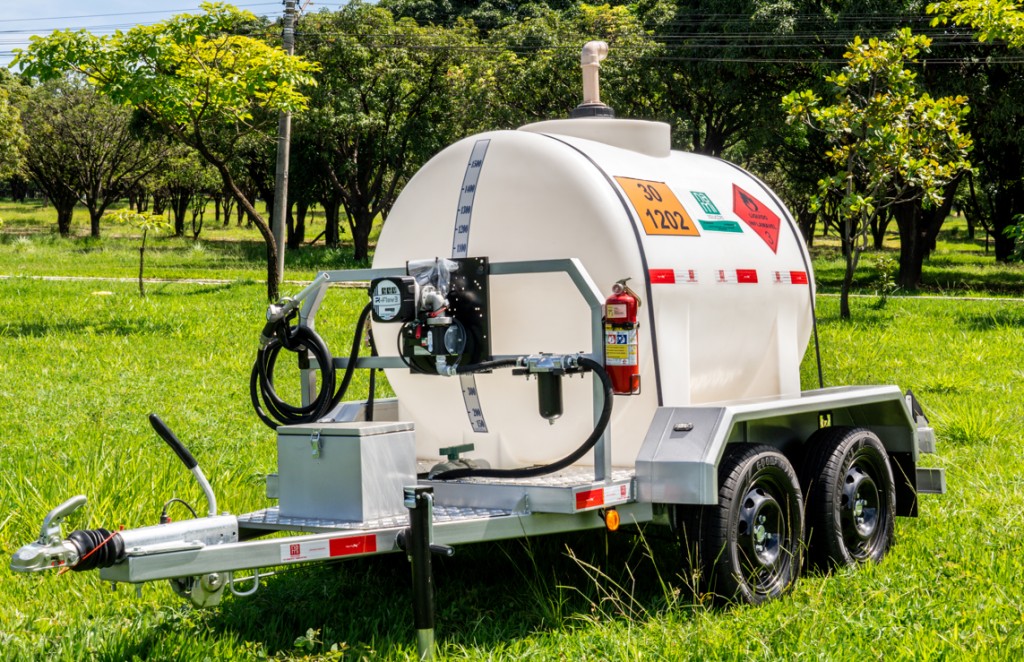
[[604, 278, 641, 395]]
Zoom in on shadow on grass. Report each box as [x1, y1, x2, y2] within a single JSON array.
[[148, 282, 249, 297], [0, 318, 178, 338], [955, 308, 1024, 331], [199, 528, 689, 657]]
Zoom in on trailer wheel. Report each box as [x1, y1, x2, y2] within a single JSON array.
[[677, 444, 803, 605], [801, 427, 895, 569]]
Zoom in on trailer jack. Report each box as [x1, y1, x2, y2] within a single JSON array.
[[399, 486, 454, 661]]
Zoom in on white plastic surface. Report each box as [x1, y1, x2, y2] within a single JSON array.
[[372, 118, 814, 468]]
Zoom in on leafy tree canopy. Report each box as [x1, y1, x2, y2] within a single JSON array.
[[784, 29, 972, 316], [14, 1, 319, 300], [0, 72, 27, 181], [929, 0, 1024, 47]]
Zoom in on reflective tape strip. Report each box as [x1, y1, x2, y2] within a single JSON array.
[[772, 270, 809, 285], [715, 269, 758, 284], [649, 268, 699, 285], [280, 534, 377, 562], [452, 139, 491, 433], [574, 483, 631, 511]]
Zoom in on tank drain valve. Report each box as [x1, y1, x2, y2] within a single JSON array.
[[428, 444, 490, 478]]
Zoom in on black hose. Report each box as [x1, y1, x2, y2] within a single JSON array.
[[433, 357, 614, 480], [251, 303, 372, 430], [454, 358, 519, 374], [366, 328, 378, 422]]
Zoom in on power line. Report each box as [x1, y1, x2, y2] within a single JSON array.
[[0, 3, 283, 25]]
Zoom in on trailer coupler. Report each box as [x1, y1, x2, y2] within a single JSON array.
[[10, 495, 91, 573]]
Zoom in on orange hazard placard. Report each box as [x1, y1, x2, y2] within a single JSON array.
[[615, 177, 700, 237]]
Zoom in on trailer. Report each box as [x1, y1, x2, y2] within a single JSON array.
[[10, 42, 944, 658]]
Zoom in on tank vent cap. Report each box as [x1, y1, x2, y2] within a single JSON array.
[[571, 41, 614, 119]]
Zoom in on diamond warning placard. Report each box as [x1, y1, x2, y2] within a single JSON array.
[[732, 184, 781, 253], [615, 177, 700, 237]]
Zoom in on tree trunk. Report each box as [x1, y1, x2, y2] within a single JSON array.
[[287, 200, 308, 250], [991, 180, 1022, 261], [216, 167, 279, 301], [895, 201, 924, 289], [89, 206, 103, 238], [798, 209, 816, 246], [170, 190, 190, 236], [191, 203, 205, 241], [350, 209, 374, 262], [323, 197, 341, 247], [56, 205, 74, 237], [871, 210, 892, 250], [138, 229, 148, 298], [840, 249, 854, 319]]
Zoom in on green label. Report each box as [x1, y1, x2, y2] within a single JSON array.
[[691, 191, 721, 215], [699, 220, 743, 233]]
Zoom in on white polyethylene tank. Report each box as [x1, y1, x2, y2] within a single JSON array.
[[372, 118, 815, 468]]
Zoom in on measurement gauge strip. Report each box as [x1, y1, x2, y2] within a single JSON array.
[[452, 139, 491, 433]]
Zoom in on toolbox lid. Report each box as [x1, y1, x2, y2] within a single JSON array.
[[278, 421, 415, 437]]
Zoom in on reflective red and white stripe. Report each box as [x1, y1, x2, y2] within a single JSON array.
[[280, 534, 378, 562], [650, 269, 808, 286], [772, 270, 809, 285], [715, 269, 758, 284], [574, 483, 631, 511], [649, 268, 699, 284]]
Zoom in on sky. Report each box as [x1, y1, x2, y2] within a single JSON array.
[[0, 1, 292, 66]]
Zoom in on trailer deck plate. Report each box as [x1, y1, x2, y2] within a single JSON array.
[[423, 467, 636, 514], [238, 505, 513, 534]]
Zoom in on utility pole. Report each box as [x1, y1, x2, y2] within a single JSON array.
[[272, 0, 296, 284]]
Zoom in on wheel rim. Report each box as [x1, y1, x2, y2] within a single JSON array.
[[839, 452, 887, 559], [736, 474, 793, 594]]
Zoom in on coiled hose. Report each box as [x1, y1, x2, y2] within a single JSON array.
[[250, 303, 372, 430], [433, 356, 614, 480]]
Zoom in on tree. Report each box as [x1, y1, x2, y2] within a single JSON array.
[[19, 81, 83, 236], [483, 3, 658, 128], [17, 77, 166, 238], [16, 2, 318, 301], [107, 209, 170, 297], [152, 145, 220, 237], [929, 1, 1024, 260], [0, 72, 26, 181], [929, 0, 1024, 47], [783, 30, 972, 318], [294, 4, 479, 261]]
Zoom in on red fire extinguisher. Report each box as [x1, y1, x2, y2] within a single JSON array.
[[604, 278, 641, 395]]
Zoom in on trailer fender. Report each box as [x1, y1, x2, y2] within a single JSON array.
[[634, 385, 924, 511]]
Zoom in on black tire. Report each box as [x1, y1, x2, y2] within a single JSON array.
[[677, 444, 804, 605], [801, 427, 896, 569]]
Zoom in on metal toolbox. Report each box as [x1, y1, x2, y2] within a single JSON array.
[[276, 421, 416, 522]]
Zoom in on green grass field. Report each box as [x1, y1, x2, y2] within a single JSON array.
[[1, 202, 1023, 659]]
